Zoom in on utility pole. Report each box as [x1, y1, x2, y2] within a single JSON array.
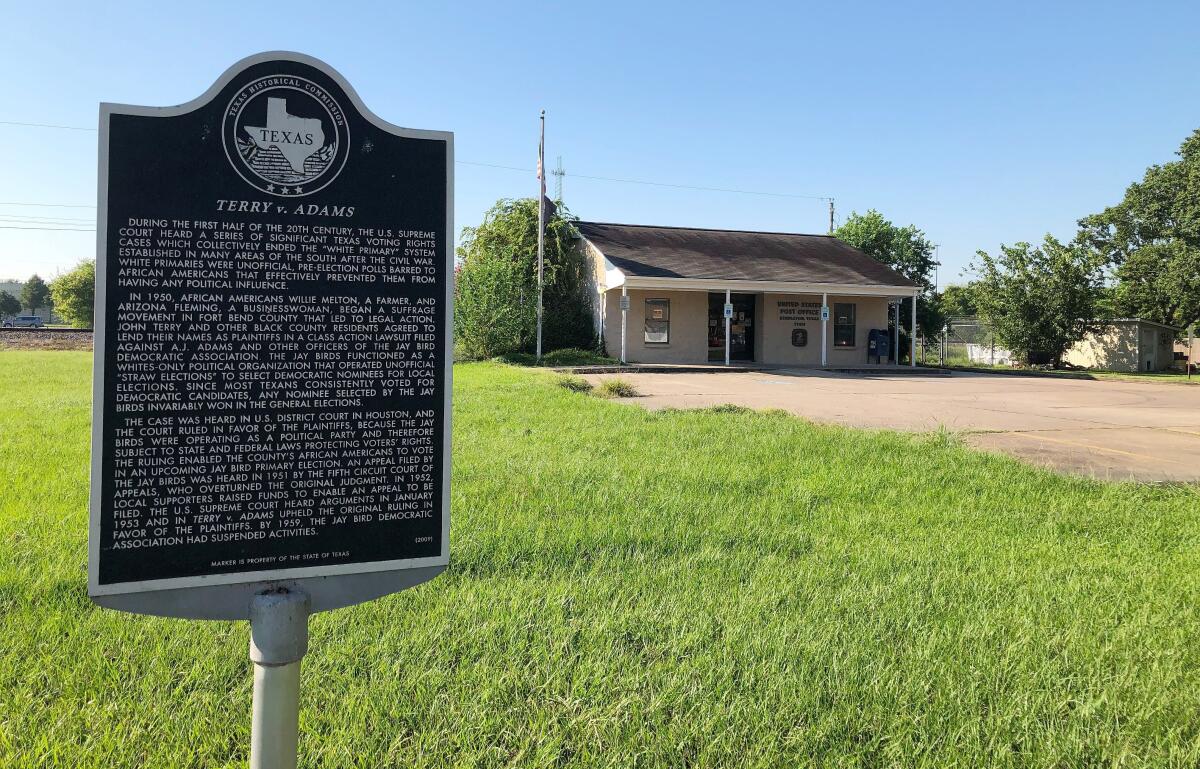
[[828, 199, 835, 235]]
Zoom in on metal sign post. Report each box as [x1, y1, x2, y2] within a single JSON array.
[[249, 589, 309, 769], [89, 52, 453, 767]]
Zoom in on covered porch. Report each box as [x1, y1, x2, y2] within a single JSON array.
[[575, 220, 922, 368], [603, 278, 920, 368]]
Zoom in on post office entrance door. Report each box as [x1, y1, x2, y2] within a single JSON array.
[[708, 293, 755, 361]]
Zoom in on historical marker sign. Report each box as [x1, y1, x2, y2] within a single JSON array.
[[88, 52, 453, 619]]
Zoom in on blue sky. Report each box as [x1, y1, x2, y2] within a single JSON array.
[[2, 0, 1198, 286]]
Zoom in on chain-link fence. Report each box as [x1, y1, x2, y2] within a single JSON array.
[[919, 316, 1013, 367]]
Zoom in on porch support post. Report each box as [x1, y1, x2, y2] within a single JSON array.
[[910, 290, 917, 367], [620, 285, 627, 364], [893, 301, 899, 365], [724, 288, 731, 366], [820, 292, 828, 367]]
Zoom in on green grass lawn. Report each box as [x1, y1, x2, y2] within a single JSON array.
[[1078, 369, 1198, 384], [2, 351, 1200, 767], [939, 362, 1198, 385]]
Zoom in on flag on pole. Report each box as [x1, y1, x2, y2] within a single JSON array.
[[536, 110, 546, 361]]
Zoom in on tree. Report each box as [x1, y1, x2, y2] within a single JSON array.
[[20, 274, 49, 315], [937, 282, 978, 317], [455, 198, 595, 359], [835, 210, 941, 343], [453, 254, 529, 359], [0, 291, 20, 317], [1078, 128, 1200, 330], [1107, 242, 1200, 328], [972, 236, 1105, 367], [49, 260, 96, 328]]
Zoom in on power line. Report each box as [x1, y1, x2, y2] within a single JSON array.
[[457, 160, 532, 173], [566, 171, 831, 200], [0, 214, 95, 224], [2, 121, 835, 204], [458, 159, 831, 200], [0, 225, 94, 231], [0, 120, 95, 131]]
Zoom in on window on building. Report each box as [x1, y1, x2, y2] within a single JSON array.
[[833, 303, 856, 347], [644, 298, 669, 343]]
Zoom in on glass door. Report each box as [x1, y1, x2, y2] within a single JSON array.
[[708, 293, 755, 361]]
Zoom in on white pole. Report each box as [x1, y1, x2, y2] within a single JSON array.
[[820, 292, 828, 367], [893, 301, 899, 365], [1189, 323, 1195, 380], [724, 288, 731, 366], [535, 110, 545, 362], [910, 292, 917, 367], [252, 661, 301, 769], [249, 590, 310, 769], [620, 285, 627, 364]]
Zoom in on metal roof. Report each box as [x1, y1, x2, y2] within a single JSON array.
[[1102, 318, 1181, 332], [576, 221, 917, 288]]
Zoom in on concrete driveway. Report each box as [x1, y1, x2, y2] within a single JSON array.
[[584, 370, 1200, 482]]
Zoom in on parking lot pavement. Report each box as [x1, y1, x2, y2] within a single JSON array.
[[583, 369, 1200, 482]]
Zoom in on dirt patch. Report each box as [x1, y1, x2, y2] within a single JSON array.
[[0, 329, 94, 350]]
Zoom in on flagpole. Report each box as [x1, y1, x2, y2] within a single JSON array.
[[536, 110, 545, 362]]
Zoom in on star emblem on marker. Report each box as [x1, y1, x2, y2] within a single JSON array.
[[294, 186, 303, 194], [266, 184, 275, 192]]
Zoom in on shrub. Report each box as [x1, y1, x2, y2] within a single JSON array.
[[454, 255, 530, 360], [493, 348, 619, 368], [454, 198, 596, 358], [541, 348, 618, 367], [596, 378, 638, 398], [555, 374, 593, 393], [48, 261, 95, 329]]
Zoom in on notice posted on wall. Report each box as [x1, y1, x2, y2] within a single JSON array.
[[89, 55, 452, 593]]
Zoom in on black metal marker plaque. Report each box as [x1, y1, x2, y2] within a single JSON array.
[[88, 52, 452, 615]]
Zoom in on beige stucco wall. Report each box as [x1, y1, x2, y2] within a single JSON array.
[[603, 289, 895, 365], [604, 289, 710, 363], [1064, 325, 1138, 371], [1064, 322, 1176, 372], [759, 294, 891, 366]]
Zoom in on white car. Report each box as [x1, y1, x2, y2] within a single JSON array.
[[3, 315, 45, 328]]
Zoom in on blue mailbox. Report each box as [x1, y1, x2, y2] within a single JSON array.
[[868, 329, 891, 364]]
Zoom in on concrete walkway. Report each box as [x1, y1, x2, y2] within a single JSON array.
[[584, 369, 1200, 482]]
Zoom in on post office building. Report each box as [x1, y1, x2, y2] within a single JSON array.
[[576, 221, 921, 367]]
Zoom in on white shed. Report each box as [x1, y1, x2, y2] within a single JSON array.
[[1064, 319, 1178, 372]]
